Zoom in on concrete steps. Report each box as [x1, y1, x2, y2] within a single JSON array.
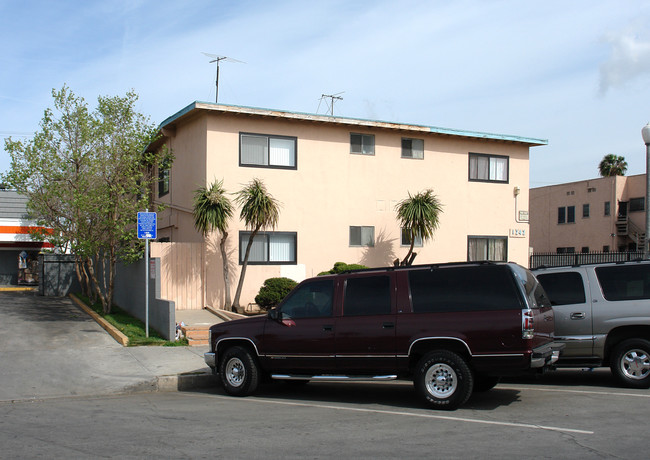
[[181, 325, 209, 346]]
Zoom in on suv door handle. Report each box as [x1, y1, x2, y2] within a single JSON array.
[[570, 312, 586, 320], [382, 322, 395, 329], [323, 325, 333, 332]]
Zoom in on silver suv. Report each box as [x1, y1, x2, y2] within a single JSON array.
[[533, 261, 650, 388]]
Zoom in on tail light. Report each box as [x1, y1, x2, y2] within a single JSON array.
[[522, 309, 534, 339]]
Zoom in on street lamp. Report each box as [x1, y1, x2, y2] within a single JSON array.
[[643, 122, 650, 258]]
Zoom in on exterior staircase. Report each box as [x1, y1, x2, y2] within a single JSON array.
[[616, 215, 646, 250]]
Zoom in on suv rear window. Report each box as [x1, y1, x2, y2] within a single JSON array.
[[408, 265, 522, 313], [535, 272, 586, 306], [596, 264, 650, 301]]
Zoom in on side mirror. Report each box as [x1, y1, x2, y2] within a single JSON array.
[[268, 308, 280, 320]]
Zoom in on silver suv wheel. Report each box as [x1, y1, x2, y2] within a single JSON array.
[[225, 357, 246, 388], [611, 339, 650, 389], [424, 363, 457, 398], [619, 348, 650, 381]]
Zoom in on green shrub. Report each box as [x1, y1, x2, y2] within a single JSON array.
[[255, 277, 298, 310], [318, 261, 369, 276]]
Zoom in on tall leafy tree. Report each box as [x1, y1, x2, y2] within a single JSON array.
[[3, 85, 169, 314], [232, 178, 281, 311], [193, 179, 234, 310], [598, 154, 628, 177], [395, 189, 443, 266]]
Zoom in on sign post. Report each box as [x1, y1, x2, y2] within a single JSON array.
[[137, 210, 157, 337]]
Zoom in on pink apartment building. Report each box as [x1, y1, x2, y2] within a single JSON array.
[[148, 102, 546, 309], [530, 174, 647, 254]]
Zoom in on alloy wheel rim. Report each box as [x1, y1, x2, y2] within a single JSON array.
[[621, 349, 650, 380], [424, 363, 457, 397]]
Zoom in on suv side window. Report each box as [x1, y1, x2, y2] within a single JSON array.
[[343, 275, 391, 316], [535, 272, 586, 306], [280, 279, 334, 319], [409, 265, 522, 313], [596, 264, 650, 301]]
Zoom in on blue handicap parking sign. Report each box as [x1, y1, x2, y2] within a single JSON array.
[[137, 212, 157, 239]]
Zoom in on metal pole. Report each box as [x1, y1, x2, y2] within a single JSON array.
[[646, 143, 650, 259], [145, 209, 150, 337]]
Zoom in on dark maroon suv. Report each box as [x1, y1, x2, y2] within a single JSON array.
[[205, 262, 562, 410]]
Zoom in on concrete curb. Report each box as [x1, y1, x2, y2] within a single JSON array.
[[69, 294, 130, 346]]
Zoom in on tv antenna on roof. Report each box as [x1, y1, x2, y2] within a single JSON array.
[[202, 52, 245, 103], [318, 92, 344, 116]]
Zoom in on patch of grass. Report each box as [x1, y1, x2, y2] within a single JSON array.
[[75, 294, 188, 347]]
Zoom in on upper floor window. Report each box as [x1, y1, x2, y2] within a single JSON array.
[[240, 133, 296, 169], [350, 133, 375, 155], [239, 231, 296, 265], [468, 153, 508, 183], [158, 157, 171, 197], [558, 206, 575, 224], [604, 201, 611, 216], [582, 204, 590, 218], [349, 226, 374, 247], [629, 197, 645, 212], [401, 138, 424, 159]]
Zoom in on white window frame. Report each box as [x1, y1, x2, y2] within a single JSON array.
[[400, 228, 423, 247], [349, 226, 375, 247], [240, 133, 297, 169], [239, 231, 297, 265]]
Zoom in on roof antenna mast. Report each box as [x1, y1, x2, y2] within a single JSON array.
[[319, 92, 344, 116], [202, 52, 244, 103]]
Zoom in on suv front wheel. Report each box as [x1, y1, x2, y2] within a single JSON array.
[[219, 346, 260, 396], [414, 350, 474, 410], [610, 339, 650, 389]]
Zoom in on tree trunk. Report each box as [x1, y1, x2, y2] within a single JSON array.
[[401, 231, 416, 266], [232, 228, 259, 312], [86, 254, 109, 314], [220, 231, 232, 311]]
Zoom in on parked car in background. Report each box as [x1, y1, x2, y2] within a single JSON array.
[[533, 260, 650, 388], [205, 262, 562, 410]]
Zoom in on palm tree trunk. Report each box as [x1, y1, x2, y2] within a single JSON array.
[[220, 231, 232, 310], [232, 228, 259, 312]]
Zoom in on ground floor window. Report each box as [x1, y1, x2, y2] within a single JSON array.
[[349, 226, 375, 247], [467, 236, 507, 262], [239, 231, 296, 264]]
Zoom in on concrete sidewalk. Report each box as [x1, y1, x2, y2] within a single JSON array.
[[0, 291, 221, 402]]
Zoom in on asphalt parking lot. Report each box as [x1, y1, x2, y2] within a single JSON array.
[[2, 368, 648, 458]]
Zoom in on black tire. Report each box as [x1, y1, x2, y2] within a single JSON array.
[[414, 350, 474, 410], [219, 346, 260, 396], [473, 375, 500, 392], [610, 339, 650, 389]]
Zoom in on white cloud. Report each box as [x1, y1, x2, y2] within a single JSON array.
[[599, 33, 650, 94]]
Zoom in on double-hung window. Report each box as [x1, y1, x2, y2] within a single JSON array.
[[240, 133, 297, 169], [468, 153, 509, 182], [239, 231, 297, 264], [349, 226, 375, 247], [401, 138, 424, 159], [158, 158, 170, 197], [350, 133, 375, 155]]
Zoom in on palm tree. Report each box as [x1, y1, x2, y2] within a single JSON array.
[[193, 179, 234, 310], [395, 189, 443, 266], [599, 154, 628, 177], [232, 178, 281, 312]]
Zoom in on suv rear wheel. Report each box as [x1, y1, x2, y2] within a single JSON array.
[[610, 339, 650, 389], [414, 350, 473, 410], [219, 346, 260, 396]]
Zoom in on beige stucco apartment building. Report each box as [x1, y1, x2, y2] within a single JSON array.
[[530, 174, 647, 254], [150, 102, 546, 309]]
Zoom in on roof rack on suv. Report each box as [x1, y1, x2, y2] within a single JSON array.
[[341, 260, 498, 275]]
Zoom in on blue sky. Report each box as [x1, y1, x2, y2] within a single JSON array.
[[1, 0, 650, 187]]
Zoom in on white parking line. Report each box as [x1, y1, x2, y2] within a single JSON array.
[[199, 394, 593, 435], [498, 384, 650, 399]]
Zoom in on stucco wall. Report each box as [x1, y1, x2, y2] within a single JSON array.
[[156, 108, 537, 309]]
